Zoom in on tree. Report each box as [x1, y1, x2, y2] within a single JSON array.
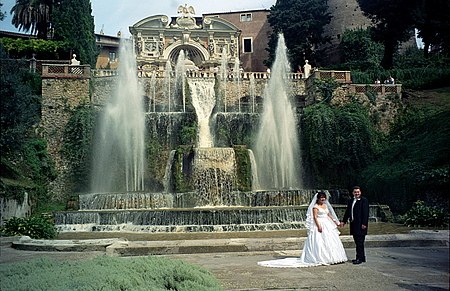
[[0, 46, 41, 154], [0, 1, 6, 21], [357, 0, 415, 69], [52, 0, 97, 66], [267, 0, 332, 69], [302, 102, 380, 188], [10, 0, 55, 39], [340, 28, 384, 71], [413, 0, 450, 57]]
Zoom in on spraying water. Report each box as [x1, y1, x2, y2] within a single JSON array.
[[249, 73, 256, 113], [149, 72, 156, 112], [234, 57, 241, 112], [164, 62, 172, 112], [90, 40, 146, 192], [253, 34, 302, 189], [220, 47, 228, 82], [220, 47, 228, 112], [175, 50, 186, 112]]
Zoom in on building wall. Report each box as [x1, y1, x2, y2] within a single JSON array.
[[322, 0, 371, 65], [95, 33, 120, 69], [204, 10, 271, 72]]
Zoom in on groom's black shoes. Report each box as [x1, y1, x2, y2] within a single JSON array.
[[352, 258, 365, 264]]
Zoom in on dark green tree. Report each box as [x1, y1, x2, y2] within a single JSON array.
[[10, 0, 55, 39], [52, 0, 97, 66], [357, 0, 415, 69], [267, 0, 332, 69], [0, 47, 41, 154], [413, 0, 450, 57], [340, 28, 384, 71]]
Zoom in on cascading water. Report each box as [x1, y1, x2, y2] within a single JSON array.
[[253, 34, 302, 189], [90, 40, 145, 192], [188, 78, 216, 147]]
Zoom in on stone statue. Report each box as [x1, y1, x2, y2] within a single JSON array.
[[70, 54, 80, 65], [303, 60, 312, 79]]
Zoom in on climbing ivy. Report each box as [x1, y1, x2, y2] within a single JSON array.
[[313, 77, 339, 103], [233, 145, 252, 191], [61, 105, 96, 193], [171, 146, 194, 193], [302, 102, 382, 188]]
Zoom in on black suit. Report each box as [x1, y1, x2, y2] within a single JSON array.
[[343, 196, 369, 261]]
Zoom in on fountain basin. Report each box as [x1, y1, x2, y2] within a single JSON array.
[[55, 200, 385, 233]]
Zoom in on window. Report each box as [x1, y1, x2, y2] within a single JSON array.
[[243, 38, 253, 53], [240, 13, 252, 22], [109, 52, 116, 62]]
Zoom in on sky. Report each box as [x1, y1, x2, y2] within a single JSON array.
[[1, 0, 276, 37]]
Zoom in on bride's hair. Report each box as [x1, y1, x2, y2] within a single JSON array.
[[316, 191, 327, 203]]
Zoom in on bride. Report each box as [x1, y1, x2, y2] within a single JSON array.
[[258, 191, 347, 267]]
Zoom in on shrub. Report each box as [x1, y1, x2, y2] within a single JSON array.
[[0, 256, 223, 291], [404, 200, 449, 227], [0, 215, 57, 239]]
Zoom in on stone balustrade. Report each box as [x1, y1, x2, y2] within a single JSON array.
[[91, 69, 119, 77], [41, 64, 91, 79], [311, 70, 352, 83], [349, 84, 402, 95], [94, 68, 304, 80]]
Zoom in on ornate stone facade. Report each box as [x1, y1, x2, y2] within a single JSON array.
[[129, 5, 240, 73]]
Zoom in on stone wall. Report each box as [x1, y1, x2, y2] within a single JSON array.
[[41, 77, 90, 201], [0, 193, 32, 225], [91, 75, 118, 105]]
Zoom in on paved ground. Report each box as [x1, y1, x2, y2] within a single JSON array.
[[1, 244, 448, 290], [0, 230, 449, 291]]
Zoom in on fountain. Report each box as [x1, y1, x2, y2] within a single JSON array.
[[54, 35, 355, 233]]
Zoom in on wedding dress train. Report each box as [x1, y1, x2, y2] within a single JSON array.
[[258, 205, 347, 268]]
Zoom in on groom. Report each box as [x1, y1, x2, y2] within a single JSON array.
[[341, 186, 369, 264]]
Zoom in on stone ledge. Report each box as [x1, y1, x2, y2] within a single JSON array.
[[7, 230, 448, 256]]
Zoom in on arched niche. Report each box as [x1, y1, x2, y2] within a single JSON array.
[[164, 41, 210, 67]]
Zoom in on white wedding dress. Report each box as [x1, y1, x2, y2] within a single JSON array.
[[258, 204, 347, 268]]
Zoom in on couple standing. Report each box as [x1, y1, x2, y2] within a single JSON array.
[[258, 186, 369, 267]]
